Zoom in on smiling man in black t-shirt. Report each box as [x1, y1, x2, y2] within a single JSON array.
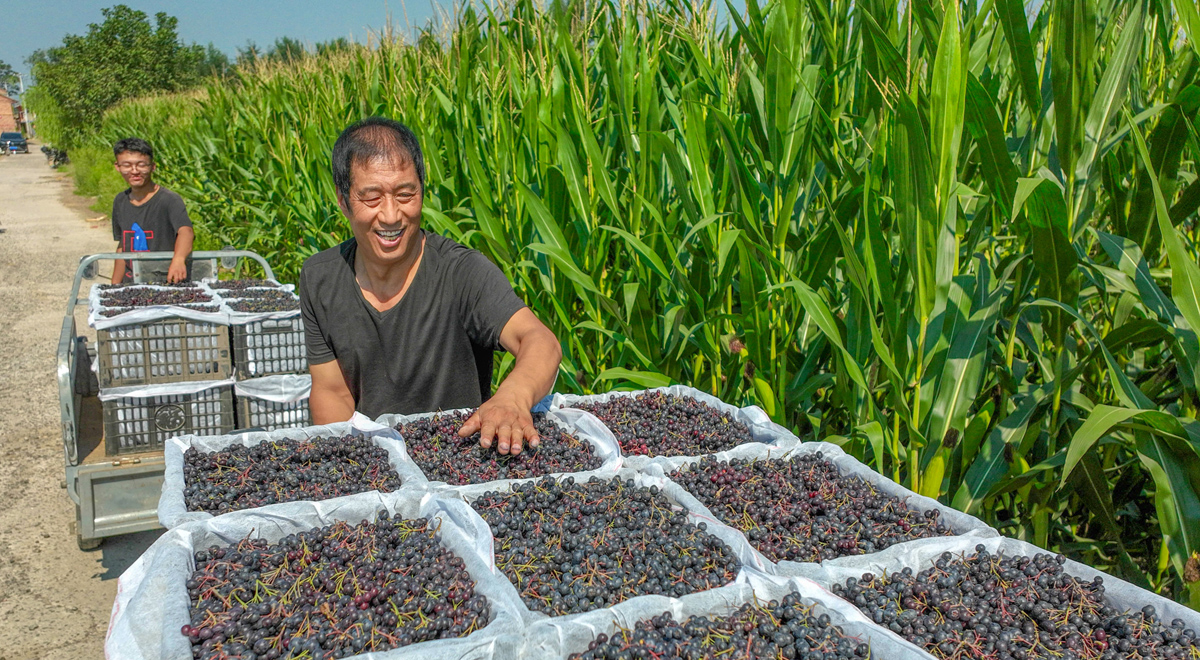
[[301, 117, 562, 455]]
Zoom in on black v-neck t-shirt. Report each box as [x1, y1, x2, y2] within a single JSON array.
[[299, 232, 527, 418]]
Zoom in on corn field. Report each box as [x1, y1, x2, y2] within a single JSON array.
[[89, 0, 1200, 603]]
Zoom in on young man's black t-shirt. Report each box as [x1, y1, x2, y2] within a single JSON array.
[[300, 231, 527, 418], [111, 186, 192, 252], [111, 186, 193, 278]]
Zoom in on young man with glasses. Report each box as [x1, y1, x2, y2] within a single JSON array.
[[110, 137, 197, 284]]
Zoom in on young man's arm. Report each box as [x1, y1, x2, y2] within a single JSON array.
[[168, 226, 194, 283], [458, 308, 561, 455], [309, 359, 356, 424], [112, 244, 126, 284]]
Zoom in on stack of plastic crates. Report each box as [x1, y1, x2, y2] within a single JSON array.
[[96, 316, 235, 455], [226, 292, 311, 431]]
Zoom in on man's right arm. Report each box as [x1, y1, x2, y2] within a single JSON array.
[[309, 360, 355, 424], [111, 198, 125, 284]]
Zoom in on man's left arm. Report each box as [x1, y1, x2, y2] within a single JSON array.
[[168, 226, 194, 283], [166, 193, 194, 283], [458, 308, 561, 455]]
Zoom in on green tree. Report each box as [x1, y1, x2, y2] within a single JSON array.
[[266, 36, 308, 63], [24, 5, 202, 148], [197, 44, 232, 78], [0, 60, 18, 95]]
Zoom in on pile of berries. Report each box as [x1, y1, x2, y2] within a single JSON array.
[[569, 595, 870, 660], [225, 289, 297, 302], [101, 286, 212, 307], [394, 411, 602, 485], [670, 454, 952, 562], [833, 545, 1200, 660], [211, 279, 277, 291], [573, 392, 755, 456], [183, 435, 402, 514], [228, 297, 300, 313], [472, 476, 740, 616], [183, 513, 490, 660], [100, 280, 197, 289], [100, 303, 220, 317]]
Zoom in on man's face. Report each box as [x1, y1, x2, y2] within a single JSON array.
[[339, 156, 423, 267], [114, 151, 154, 188]]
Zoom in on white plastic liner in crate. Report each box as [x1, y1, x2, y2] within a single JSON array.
[[783, 535, 1200, 656], [429, 468, 769, 627], [234, 373, 310, 430], [107, 490, 526, 660], [550, 385, 800, 469], [87, 282, 229, 330], [157, 413, 426, 529], [377, 407, 622, 495], [638, 440, 996, 573], [522, 570, 933, 659]]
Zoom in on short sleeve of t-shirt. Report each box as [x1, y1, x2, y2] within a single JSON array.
[[455, 250, 527, 350], [300, 265, 336, 366], [111, 197, 122, 241], [163, 192, 192, 231]]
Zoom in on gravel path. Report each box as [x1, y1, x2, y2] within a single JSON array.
[[0, 150, 164, 659]]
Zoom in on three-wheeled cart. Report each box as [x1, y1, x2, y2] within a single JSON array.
[[58, 250, 277, 549]]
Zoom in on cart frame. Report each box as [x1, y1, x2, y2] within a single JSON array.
[[58, 250, 276, 549]]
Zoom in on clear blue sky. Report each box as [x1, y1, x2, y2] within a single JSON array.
[[0, 0, 444, 88]]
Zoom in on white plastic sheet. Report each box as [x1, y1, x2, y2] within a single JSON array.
[[551, 385, 800, 469], [782, 535, 1200, 654], [157, 413, 427, 529], [233, 373, 311, 404], [99, 377, 236, 402], [107, 490, 527, 660], [430, 468, 769, 628], [88, 282, 229, 330], [637, 441, 996, 574], [377, 407, 623, 496], [522, 569, 934, 659]]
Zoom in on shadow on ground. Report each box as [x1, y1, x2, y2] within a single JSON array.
[[90, 529, 166, 581]]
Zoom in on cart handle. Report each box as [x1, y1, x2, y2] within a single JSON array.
[[57, 250, 278, 469]]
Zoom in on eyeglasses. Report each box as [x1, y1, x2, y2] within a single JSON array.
[[116, 162, 152, 172]]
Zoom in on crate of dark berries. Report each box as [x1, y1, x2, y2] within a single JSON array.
[[379, 407, 622, 495], [88, 281, 226, 327], [640, 441, 996, 572], [157, 415, 427, 529], [522, 570, 932, 660], [789, 535, 1200, 660], [107, 489, 528, 660], [430, 468, 769, 626], [552, 385, 800, 468]]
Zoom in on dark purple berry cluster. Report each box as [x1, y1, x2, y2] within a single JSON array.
[[394, 411, 601, 485], [570, 595, 870, 660], [670, 453, 951, 562], [210, 279, 277, 291], [100, 303, 220, 317], [101, 286, 212, 307], [100, 280, 197, 289], [183, 435, 402, 513], [472, 476, 740, 616], [228, 296, 300, 312], [833, 545, 1199, 660], [574, 392, 755, 456], [183, 513, 490, 660]]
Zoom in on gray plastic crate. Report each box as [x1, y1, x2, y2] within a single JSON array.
[[102, 385, 234, 455], [235, 394, 311, 432], [97, 319, 232, 388], [230, 316, 307, 379]]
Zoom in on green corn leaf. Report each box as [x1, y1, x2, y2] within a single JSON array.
[[596, 368, 673, 389], [954, 392, 1044, 514], [994, 0, 1042, 112], [1062, 404, 1146, 487], [964, 74, 1019, 220], [1175, 0, 1200, 56]]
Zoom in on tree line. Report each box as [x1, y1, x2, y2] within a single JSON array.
[[21, 4, 355, 149]]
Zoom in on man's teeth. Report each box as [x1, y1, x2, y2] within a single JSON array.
[[376, 229, 404, 238]]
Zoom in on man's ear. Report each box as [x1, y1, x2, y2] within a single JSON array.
[[336, 192, 351, 217]]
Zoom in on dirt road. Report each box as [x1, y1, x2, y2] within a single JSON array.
[[0, 150, 164, 659]]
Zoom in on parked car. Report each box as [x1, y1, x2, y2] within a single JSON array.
[[2, 132, 29, 154]]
